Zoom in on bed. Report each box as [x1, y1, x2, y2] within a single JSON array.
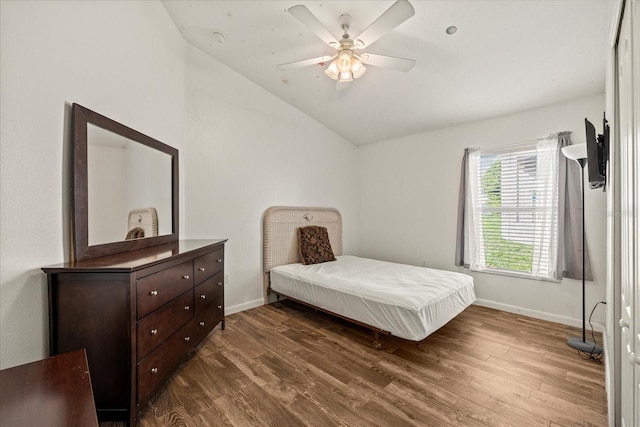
[[263, 206, 476, 348]]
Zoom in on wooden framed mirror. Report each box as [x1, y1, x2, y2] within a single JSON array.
[[72, 103, 179, 261]]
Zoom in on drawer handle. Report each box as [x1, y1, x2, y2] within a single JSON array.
[[217, 282, 223, 286], [217, 259, 223, 263], [150, 290, 158, 296], [217, 305, 222, 309], [200, 294, 206, 300], [182, 275, 190, 280], [198, 267, 206, 272], [199, 321, 205, 327], [184, 305, 190, 311], [184, 336, 190, 342], [151, 367, 158, 374], [150, 329, 158, 335]]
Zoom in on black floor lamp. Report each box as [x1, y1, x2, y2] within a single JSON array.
[[561, 143, 602, 355]]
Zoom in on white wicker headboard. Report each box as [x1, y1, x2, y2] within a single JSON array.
[[263, 206, 342, 271], [263, 206, 342, 300]]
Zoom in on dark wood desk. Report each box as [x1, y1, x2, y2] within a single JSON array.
[[0, 349, 98, 427]]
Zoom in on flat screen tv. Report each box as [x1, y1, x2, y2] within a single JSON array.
[[585, 114, 609, 189]]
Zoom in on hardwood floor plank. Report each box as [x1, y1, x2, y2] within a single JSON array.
[[442, 378, 550, 427], [419, 333, 492, 362], [219, 382, 304, 427], [255, 352, 316, 394], [374, 357, 461, 405], [218, 349, 276, 388], [356, 399, 423, 427], [390, 349, 473, 386], [403, 346, 535, 401], [543, 350, 605, 376], [538, 380, 607, 414], [286, 393, 344, 427], [348, 377, 438, 427], [529, 389, 608, 426], [100, 302, 606, 426], [454, 396, 538, 427], [187, 405, 235, 427], [565, 368, 607, 390], [483, 355, 547, 389], [378, 381, 456, 426], [298, 381, 374, 426]]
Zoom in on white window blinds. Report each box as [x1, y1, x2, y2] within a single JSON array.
[[465, 136, 560, 279]]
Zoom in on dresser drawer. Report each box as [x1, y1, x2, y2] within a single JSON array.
[[193, 248, 224, 284], [137, 260, 193, 318], [137, 321, 193, 403], [194, 271, 224, 313], [137, 290, 194, 360], [192, 295, 224, 343]]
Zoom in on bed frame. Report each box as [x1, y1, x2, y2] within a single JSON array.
[[263, 206, 390, 348]]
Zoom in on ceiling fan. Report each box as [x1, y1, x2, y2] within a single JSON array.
[[277, 0, 416, 85]]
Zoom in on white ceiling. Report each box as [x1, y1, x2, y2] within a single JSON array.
[[162, 0, 610, 146]]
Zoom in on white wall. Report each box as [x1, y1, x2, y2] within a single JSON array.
[[358, 93, 607, 326], [183, 45, 359, 314], [0, 0, 186, 369]]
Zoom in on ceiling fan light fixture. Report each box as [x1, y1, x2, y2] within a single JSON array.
[[279, 2, 417, 85], [339, 71, 353, 82], [351, 57, 366, 79], [337, 50, 353, 72], [325, 60, 339, 80]]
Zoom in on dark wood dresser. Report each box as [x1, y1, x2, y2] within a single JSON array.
[[42, 239, 227, 425]]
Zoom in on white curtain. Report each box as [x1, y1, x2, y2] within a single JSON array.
[[530, 136, 560, 278], [465, 148, 484, 271]]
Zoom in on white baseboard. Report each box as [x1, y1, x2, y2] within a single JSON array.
[[225, 298, 264, 315], [473, 299, 604, 333]]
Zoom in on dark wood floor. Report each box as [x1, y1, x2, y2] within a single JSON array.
[[103, 301, 607, 426]]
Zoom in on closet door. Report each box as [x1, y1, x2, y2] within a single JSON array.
[[616, 1, 639, 426]]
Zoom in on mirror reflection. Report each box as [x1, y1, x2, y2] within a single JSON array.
[[87, 124, 172, 246]]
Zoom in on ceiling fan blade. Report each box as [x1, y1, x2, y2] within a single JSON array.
[[277, 55, 335, 71], [360, 53, 416, 72], [353, 0, 415, 48], [288, 5, 339, 47]]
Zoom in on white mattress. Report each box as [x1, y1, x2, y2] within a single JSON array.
[[270, 255, 476, 341]]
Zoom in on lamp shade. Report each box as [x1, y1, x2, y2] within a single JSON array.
[[562, 143, 587, 161], [338, 71, 353, 82], [324, 61, 339, 80], [351, 57, 366, 79], [337, 50, 352, 72]]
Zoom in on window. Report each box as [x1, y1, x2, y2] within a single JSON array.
[[465, 137, 560, 280]]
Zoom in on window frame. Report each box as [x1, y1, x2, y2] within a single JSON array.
[[464, 139, 561, 281]]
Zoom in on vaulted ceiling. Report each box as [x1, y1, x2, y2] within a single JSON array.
[[162, 1, 610, 146]]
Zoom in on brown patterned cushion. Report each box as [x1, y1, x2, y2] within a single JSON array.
[[298, 226, 336, 265]]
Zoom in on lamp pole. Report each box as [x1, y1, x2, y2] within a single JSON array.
[[566, 157, 601, 355], [579, 158, 586, 343]]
